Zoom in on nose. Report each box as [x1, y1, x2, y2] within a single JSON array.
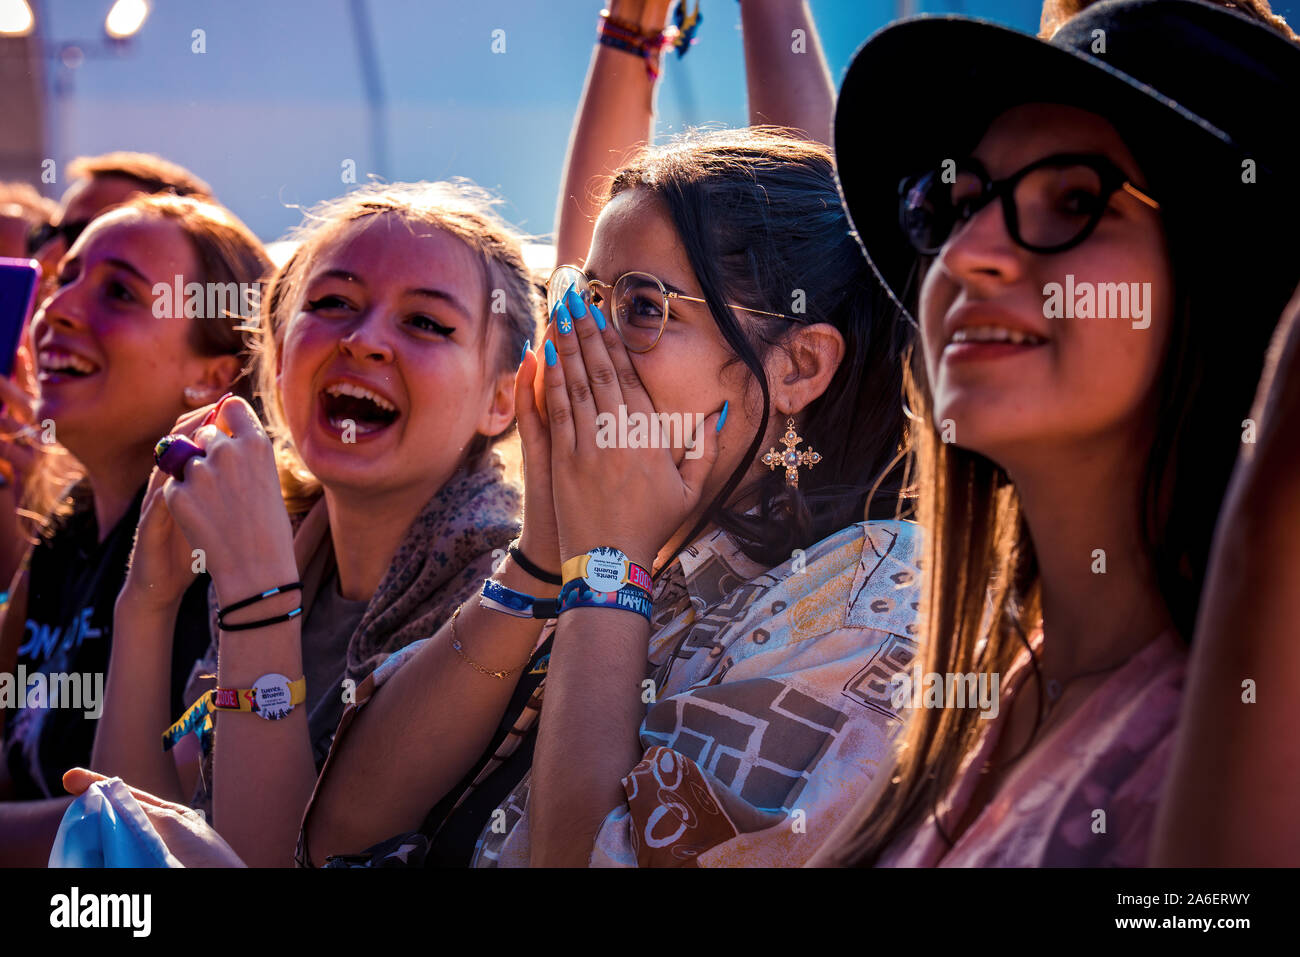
[[338, 307, 395, 363], [937, 196, 1024, 293], [37, 278, 89, 334]]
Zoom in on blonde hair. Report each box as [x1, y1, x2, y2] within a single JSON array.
[[252, 181, 541, 516]]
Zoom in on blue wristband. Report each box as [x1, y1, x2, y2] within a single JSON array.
[[480, 579, 559, 620], [557, 579, 653, 622]]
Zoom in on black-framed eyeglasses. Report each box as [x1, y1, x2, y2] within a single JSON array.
[[26, 219, 91, 258], [898, 152, 1160, 257], [547, 264, 792, 354]]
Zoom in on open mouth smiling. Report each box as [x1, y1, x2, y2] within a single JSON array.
[[318, 379, 401, 436], [37, 347, 102, 382]]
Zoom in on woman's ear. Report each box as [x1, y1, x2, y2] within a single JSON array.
[[771, 322, 846, 415], [184, 354, 244, 409], [476, 366, 518, 440]]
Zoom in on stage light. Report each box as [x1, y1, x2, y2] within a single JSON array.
[[104, 0, 149, 40], [0, 0, 35, 37]]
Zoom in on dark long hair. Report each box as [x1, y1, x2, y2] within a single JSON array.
[[608, 127, 910, 568]]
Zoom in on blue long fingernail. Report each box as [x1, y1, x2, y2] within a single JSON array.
[[520, 339, 530, 365], [545, 340, 558, 366], [549, 286, 571, 328], [716, 400, 728, 432], [565, 286, 587, 319], [591, 302, 606, 331], [555, 299, 573, 335]]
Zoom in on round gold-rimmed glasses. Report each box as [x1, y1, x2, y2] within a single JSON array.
[[546, 264, 792, 354]]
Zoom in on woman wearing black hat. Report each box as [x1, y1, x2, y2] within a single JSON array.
[[815, 0, 1300, 866]]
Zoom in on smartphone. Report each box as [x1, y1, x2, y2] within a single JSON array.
[[0, 257, 40, 378]]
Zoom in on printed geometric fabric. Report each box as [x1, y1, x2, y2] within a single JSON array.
[[624, 747, 746, 867], [472, 519, 923, 867], [641, 678, 849, 815]]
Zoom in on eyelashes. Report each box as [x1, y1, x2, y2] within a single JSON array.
[[408, 314, 454, 337], [305, 296, 454, 338]]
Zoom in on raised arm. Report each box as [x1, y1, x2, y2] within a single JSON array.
[[1152, 284, 1300, 865], [527, 295, 721, 867], [741, 0, 835, 144], [554, 1, 674, 268]]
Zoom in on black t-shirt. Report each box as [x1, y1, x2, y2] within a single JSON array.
[[2, 484, 211, 799]]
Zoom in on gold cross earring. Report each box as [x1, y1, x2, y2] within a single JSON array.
[[762, 417, 820, 488]]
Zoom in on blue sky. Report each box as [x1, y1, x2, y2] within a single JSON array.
[[32, 0, 1299, 240]]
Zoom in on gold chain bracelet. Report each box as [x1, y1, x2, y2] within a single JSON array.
[[449, 605, 532, 680]]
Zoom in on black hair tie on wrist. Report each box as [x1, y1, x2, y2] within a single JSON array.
[[508, 540, 562, 586], [219, 606, 304, 632], [217, 581, 304, 630]]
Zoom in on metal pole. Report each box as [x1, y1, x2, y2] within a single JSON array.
[[348, 0, 388, 182]]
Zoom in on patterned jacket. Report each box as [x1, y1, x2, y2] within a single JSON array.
[[475, 519, 922, 867]]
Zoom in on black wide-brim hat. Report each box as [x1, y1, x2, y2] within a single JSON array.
[[835, 0, 1300, 324]]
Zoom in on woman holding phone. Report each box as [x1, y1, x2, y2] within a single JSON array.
[[0, 194, 268, 865]]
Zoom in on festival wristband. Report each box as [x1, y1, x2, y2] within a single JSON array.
[[556, 579, 653, 622], [161, 690, 217, 753], [161, 673, 307, 752], [561, 547, 652, 594], [479, 578, 559, 620], [212, 673, 306, 720], [153, 434, 205, 481]]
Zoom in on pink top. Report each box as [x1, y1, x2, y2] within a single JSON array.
[[880, 631, 1187, 867]]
